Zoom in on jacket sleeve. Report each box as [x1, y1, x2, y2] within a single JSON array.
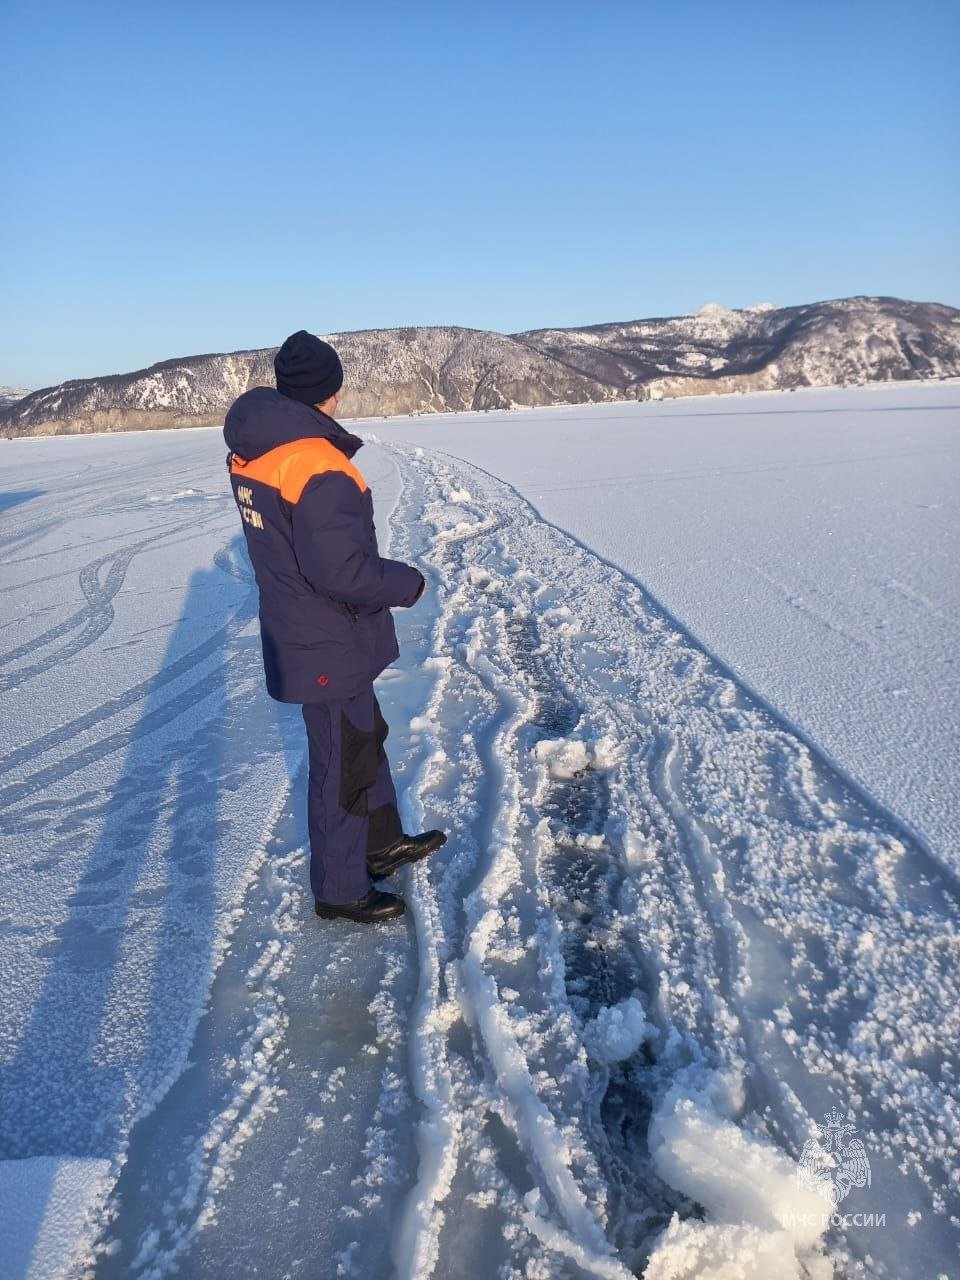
[[290, 471, 424, 608]]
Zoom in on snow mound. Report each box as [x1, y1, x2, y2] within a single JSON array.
[[582, 997, 655, 1063], [533, 735, 620, 778], [644, 1216, 829, 1280], [146, 488, 212, 503], [540, 605, 581, 635], [646, 1072, 830, 1279]]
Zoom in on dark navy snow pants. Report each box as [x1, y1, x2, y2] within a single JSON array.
[[301, 687, 404, 904]]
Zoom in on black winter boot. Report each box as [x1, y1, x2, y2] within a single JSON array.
[[314, 887, 405, 923], [367, 830, 448, 879]]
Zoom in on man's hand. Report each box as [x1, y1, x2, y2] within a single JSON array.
[[412, 571, 426, 604]]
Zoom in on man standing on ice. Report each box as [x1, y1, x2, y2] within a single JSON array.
[[223, 330, 446, 923]]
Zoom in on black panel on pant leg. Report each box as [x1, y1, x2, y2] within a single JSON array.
[[373, 696, 389, 763], [339, 709, 378, 817], [367, 801, 403, 854]]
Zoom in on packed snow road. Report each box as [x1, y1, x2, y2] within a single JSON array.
[[0, 396, 957, 1280]]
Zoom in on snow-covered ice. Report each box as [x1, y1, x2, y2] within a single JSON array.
[[0, 384, 957, 1279], [371, 381, 960, 868], [0, 1157, 112, 1280]]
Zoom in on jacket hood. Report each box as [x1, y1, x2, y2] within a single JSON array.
[[223, 386, 364, 461]]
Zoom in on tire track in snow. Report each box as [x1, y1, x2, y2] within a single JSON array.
[[384, 440, 960, 1280], [0, 542, 150, 690], [90, 757, 424, 1280], [0, 542, 256, 813], [87, 775, 303, 1280], [388, 450, 661, 1278], [0, 513, 232, 691]]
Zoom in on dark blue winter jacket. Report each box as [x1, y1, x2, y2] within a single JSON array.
[[223, 387, 424, 703]]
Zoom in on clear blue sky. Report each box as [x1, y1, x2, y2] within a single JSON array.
[[2, 0, 957, 389]]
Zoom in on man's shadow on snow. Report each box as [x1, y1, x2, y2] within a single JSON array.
[[0, 489, 44, 515], [0, 537, 294, 1166]]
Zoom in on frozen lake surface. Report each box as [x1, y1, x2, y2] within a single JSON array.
[[0, 383, 957, 1280], [371, 381, 960, 867]]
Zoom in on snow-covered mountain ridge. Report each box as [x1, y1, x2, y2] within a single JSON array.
[[0, 386, 31, 410], [2, 296, 957, 438]]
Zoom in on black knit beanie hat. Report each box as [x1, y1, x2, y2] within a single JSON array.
[[274, 330, 344, 406]]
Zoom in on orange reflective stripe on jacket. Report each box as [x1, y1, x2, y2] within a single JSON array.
[[230, 437, 368, 504]]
